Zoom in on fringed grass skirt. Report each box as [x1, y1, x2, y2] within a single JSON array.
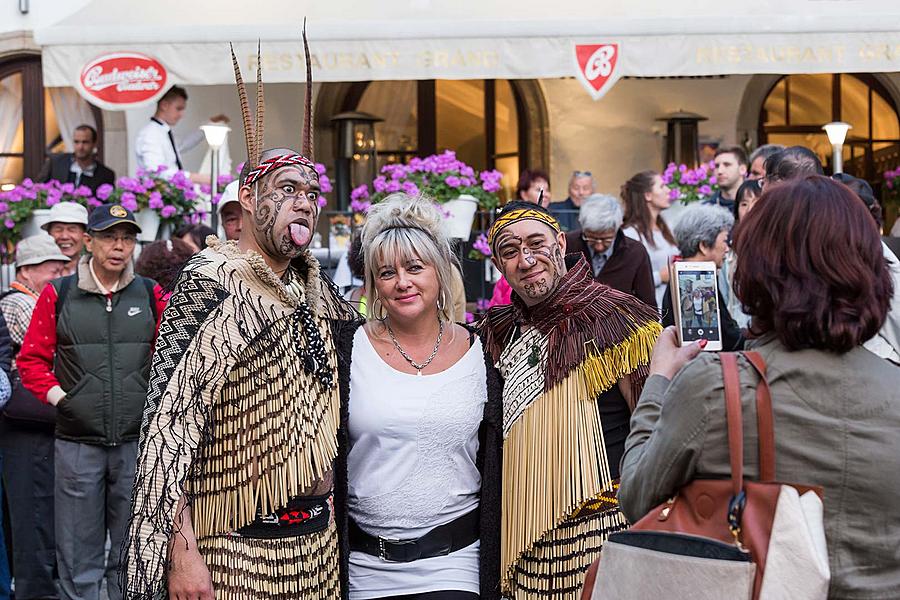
[[197, 521, 340, 600], [506, 507, 627, 600]]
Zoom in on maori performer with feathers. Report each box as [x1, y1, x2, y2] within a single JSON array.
[[121, 27, 358, 600], [480, 201, 661, 599]]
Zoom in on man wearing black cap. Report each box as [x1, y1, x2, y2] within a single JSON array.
[[17, 204, 167, 600]]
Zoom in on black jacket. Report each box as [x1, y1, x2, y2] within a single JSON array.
[[37, 153, 116, 194], [0, 310, 10, 376], [333, 320, 503, 600], [565, 229, 658, 311]]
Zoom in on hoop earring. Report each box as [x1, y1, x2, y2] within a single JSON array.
[[371, 295, 387, 321], [437, 291, 447, 314]]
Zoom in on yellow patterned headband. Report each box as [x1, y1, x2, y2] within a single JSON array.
[[487, 207, 561, 249]]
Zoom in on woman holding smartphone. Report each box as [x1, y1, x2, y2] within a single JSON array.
[[660, 203, 744, 351]]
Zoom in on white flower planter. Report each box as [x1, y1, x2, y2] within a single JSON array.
[[20, 209, 53, 239], [135, 210, 161, 242], [443, 194, 479, 241]]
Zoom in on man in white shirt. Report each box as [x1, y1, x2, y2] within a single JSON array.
[[135, 86, 228, 184]]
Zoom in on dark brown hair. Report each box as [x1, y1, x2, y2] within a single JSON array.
[[733, 175, 891, 353], [621, 170, 676, 248], [714, 145, 749, 167], [516, 169, 550, 201], [158, 85, 188, 106], [135, 238, 196, 290]]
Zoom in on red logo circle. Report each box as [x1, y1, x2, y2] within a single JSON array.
[[79, 52, 168, 106]]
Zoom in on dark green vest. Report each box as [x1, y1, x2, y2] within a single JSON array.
[[52, 274, 156, 445]]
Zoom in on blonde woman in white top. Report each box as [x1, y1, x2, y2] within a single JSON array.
[[620, 170, 680, 309], [337, 193, 502, 600]]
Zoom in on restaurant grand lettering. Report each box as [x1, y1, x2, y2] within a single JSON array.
[[249, 49, 501, 72]]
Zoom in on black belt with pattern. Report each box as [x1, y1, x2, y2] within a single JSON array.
[[234, 493, 331, 539]]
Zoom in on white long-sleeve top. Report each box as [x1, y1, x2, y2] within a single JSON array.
[[134, 118, 204, 178]]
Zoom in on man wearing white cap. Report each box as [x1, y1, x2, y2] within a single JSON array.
[[218, 180, 242, 241], [41, 202, 89, 276], [0, 234, 70, 600]]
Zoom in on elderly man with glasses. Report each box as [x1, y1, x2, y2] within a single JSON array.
[[565, 193, 657, 310]]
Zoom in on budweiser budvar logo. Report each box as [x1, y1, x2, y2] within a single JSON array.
[[79, 52, 168, 107]]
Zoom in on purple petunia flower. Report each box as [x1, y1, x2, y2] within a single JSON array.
[[668, 189, 681, 201], [4, 218, 14, 229], [401, 181, 419, 196], [350, 198, 371, 214], [96, 184, 113, 200], [445, 176, 461, 188], [350, 185, 369, 201], [149, 191, 164, 210], [699, 185, 712, 196], [319, 174, 333, 194], [314, 162, 327, 176], [120, 193, 138, 212], [161, 205, 177, 218]]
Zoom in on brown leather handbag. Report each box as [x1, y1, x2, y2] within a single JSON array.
[[581, 351, 830, 600]]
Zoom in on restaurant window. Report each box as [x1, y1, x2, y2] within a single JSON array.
[[0, 55, 103, 188], [350, 79, 533, 201], [759, 73, 900, 187]]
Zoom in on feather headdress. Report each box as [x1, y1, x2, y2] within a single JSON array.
[[232, 19, 315, 185]]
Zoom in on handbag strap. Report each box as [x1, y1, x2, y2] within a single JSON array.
[[720, 352, 744, 498], [743, 351, 776, 481]]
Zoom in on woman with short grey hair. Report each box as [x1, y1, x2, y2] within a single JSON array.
[[660, 204, 744, 350], [672, 204, 734, 261]]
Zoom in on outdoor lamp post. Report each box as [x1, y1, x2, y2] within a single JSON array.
[[201, 123, 230, 229], [822, 121, 852, 174], [657, 110, 708, 169], [331, 112, 382, 210]]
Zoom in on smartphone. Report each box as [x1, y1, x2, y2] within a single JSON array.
[[670, 261, 723, 351]]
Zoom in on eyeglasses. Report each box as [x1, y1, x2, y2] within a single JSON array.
[[582, 233, 616, 245], [572, 171, 593, 178], [93, 232, 137, 245]]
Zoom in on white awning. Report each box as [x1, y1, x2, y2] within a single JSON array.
[[35, 0, 900, 101]]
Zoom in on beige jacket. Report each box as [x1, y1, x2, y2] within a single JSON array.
[[619, 335, 900, 599]]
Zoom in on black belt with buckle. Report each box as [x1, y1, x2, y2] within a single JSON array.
[[349, 507, 480, 562], [233, 493, 331, 539]]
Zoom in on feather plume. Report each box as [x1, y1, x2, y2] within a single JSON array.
[[255, 40, 265, 166], [301, 18, 314, 159], [230, 43, 256, 169]]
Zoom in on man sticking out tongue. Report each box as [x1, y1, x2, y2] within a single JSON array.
[[122, 30, 359, 600]]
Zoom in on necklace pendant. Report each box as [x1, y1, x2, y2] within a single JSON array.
[[417, 369, 422, 377]]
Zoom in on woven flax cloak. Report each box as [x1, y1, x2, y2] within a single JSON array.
[[121, 237, 356, 599], [482, 257, 662, 599]]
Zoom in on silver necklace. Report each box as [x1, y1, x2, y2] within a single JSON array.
[[386, 319, 444, 376]]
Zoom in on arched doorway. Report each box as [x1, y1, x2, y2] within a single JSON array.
[[757, 73, 900, 186], [315, 78, 549, 202], [0, 54, 104, 186]]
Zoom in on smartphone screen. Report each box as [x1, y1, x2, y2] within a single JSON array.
[[675, 267, 721, 344]]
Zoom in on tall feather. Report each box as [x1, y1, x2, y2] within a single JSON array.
[[301, 18, 314, 159], [230, 43, 256, 169], [255, 40, 265, 167]]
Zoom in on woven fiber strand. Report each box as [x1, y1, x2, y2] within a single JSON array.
[[198, 523, 340, 600], [190, 313, 341, 538], [500, 368, 611, 592], [507, 508, 627, 599]]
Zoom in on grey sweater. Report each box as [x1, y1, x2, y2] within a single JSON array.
[[619, 336, 900, 599]]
